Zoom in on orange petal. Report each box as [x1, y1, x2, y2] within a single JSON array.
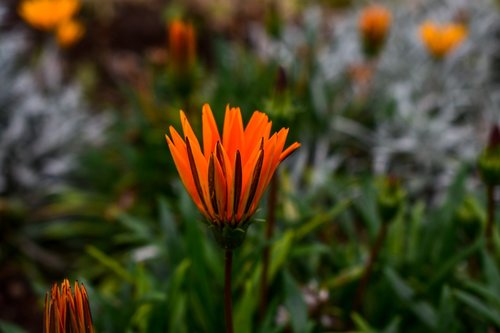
[[232, 150, 242, 223], [223, 106, 244, 161], [242, 111, 271, 159], [180, 110, 203, 157], [202, 104, 220, 158], [214, 156, 228, 219], [166, 133, 205, 214], [280, 141, 301, 161], [216, 142, 234, 221], [186, 137, 213, 219], [241, 148, 263, 220]]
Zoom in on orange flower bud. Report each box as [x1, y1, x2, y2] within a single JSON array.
[[18, 0, 80, 31], [358, 5, 392, 58], [44, 279, 94, 333], [168, 19, 196, 72], [419, 21, 467, 59], [56, 20, 84, 47]]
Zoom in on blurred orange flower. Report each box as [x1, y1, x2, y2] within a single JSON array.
[[18, 0, 80, 31], [44, 279, 94, 333], [419, 21, 467, 59], [359, 5, 392, 57], [56, 20, 84, 47], [166, 104, 300, 226], [168, 19, 196, 71]]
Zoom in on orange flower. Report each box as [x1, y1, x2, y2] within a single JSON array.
[[166, 104, 300, 231], [56, 20, 84, 47], [44, 279, 94, 333], [168, 19, 196, 71], [359, 5, 392, 57], [18, 0, 80, 31], [419, 21, 467, 59]]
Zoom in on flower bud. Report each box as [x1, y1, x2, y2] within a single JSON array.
[[44, 279, 94, 333], [275, 66, 287, 95], [478, 125, 500, 186], [18, 0, 81, 31], [56, 20, 85, 48], [168, 19, 196, 73], [358, 5, 392, 58], [376, 176, 405, 223], [453, 196, 482, 240], [419, 21, 467, 59]]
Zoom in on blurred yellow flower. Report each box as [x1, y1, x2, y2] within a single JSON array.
[[56, 20, 84, 47], [168, 19, 196, 71], [419, 21, 467, 59], [358, 5, 392, 57], [44, 279, 94, 333], [18, 0, 80, 31]]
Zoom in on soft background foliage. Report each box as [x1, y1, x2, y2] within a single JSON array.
[[1, 0, 500, 332]]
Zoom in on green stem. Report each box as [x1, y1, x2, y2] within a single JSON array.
[[353, 223, 388, 315], [224, 249, 234, 333], [486, 185, 495, 251]]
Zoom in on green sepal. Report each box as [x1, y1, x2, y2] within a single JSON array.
[[453, 196, 483, 239], [478, 148, 500, 186], [209, 222, 251, 250], [376, 176, 406, 224]]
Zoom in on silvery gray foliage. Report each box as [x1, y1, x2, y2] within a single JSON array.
[[369, 0, 498, 196], [250, 0, 500, 197], [0, 20, 107, 196]]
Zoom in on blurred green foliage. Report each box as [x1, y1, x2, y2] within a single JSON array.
[[1, 0, 500, 332]]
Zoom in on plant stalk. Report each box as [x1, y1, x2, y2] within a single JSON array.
[[224, 249, 234, 333], [486, 185, 495, 251], [353, 223, 389, 315]]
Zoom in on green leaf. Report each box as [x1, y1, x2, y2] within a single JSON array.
[[182, 206, 218, 330], [462, 280, 500, 309], [385, 268, 437, 329], [427, 238, 482, 290], [295, 199, 350, 241], [382, 317, 401, 333], [454, 289, 500, 327], [351, 312, 376, 332], [411, 301, 437, 330], [324, 264, 364, 289], [234, 278, 259, 333], [482, 251, 500, 295], [166, 259, 191, 333], [269, 231, 294, 282], [116, 214, 152, 240], [86, 245, 134, 283], [158, 197, 184, 263], [284, 271, 310, 333], [407, 201, 425, 264], [437, 286, 457, 333], [0, 321, 28, 333], [384, 268, 414, 301], [385, 207, 406, 263], [423, 168, 467, 264], [354, 180, 380, 239]]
